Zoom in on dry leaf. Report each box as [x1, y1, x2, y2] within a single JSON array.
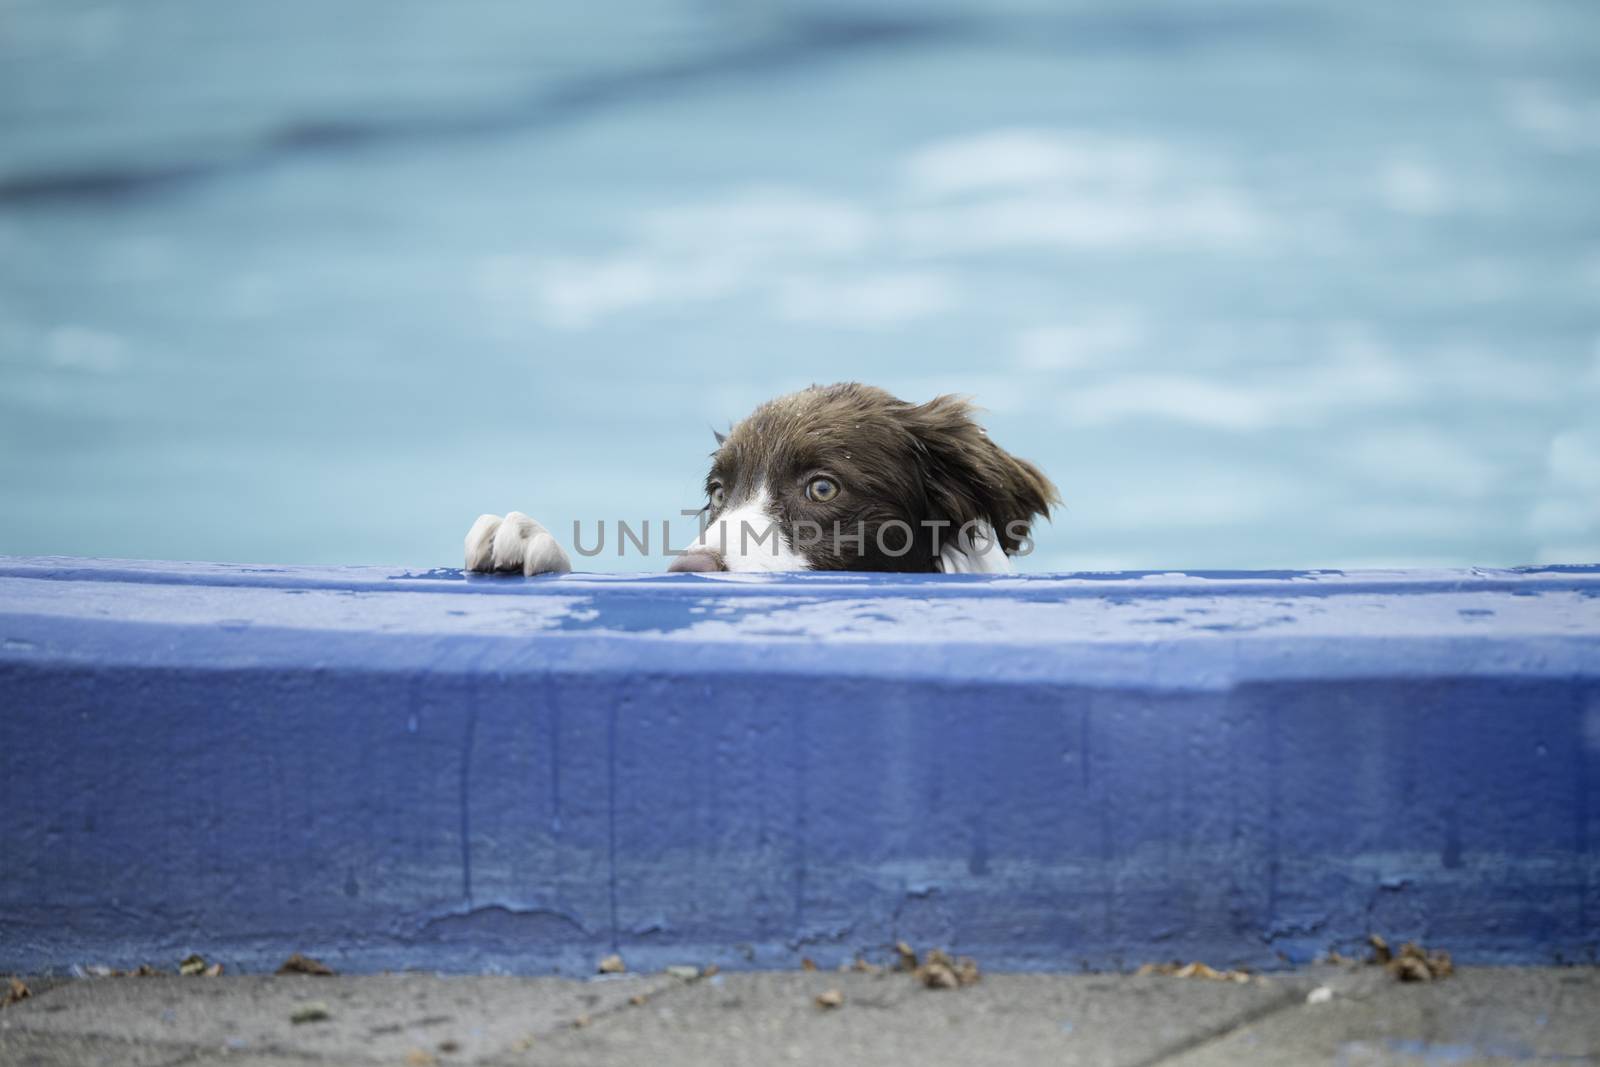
[[893, 946, 981, 990], [815, 988, 844, 1009], [1134, 960, 1250, 982], [290, 1002, 331, 1024], [1389, 955, 1431, 982], [597, 954, 625, 975], [954, 956, 982, 986], [4, 978, 30, 1007], [894, 941, 918, 971], [277, 953, 334, 976], [1364, 935, 1452, 981], [179, 954, 207, 976], [1383, 940, 1453, 982]]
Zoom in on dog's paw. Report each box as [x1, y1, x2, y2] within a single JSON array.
[[464, 512, 573, 576]]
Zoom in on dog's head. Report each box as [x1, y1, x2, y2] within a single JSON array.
[[671, 382, 1059, 572]]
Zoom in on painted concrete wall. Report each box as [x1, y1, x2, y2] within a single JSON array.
[[2, 557, 1597, 974]]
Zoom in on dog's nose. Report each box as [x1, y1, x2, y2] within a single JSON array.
[[668, 549, 727, 573]]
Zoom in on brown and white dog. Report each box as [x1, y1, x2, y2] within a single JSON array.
[[465, 382, 1059, 575]]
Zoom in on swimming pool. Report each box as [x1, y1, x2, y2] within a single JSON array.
[[2, 0, 1597, 571]]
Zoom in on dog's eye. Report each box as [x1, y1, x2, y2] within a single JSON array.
[[806, 477, 839, 503], [709, 484, 725, 510]]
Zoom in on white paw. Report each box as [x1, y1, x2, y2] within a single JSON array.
[[464, 512, 573, 576]]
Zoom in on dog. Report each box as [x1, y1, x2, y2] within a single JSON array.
[[465, 382, 1059, 575]]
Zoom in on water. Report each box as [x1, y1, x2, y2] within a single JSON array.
[[2, 0, 1597, 571]]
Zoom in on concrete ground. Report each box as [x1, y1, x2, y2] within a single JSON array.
[[2, 963, 1596, 1067]]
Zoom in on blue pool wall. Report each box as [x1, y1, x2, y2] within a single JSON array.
[[1, 557, 1597, 974]]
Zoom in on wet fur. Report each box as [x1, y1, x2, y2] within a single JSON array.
[[704, 382, 1059, 571]]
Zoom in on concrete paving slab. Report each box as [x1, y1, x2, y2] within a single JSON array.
[[0, 1028, 194, 1067], [177, 1059, 363, 1067], [492, 971, 1306, 1067], [4, 968, 1596, 1066], [0, 972, 675, 1064], [1164, 967, 1600, 1066]]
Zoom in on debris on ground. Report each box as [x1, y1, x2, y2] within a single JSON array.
[[875, 944, 980, 989], [86, 964, 166, 977], [1134, 961, 1252, 983], [1369, 935, 1453, 982], [572, 1013, 591, 1028], [290, 1001, 332, 1024], [4, 977, 30, 1007], [664, 965, 701, 980], [915, 948, 981, 990], [954, 954, 981, 986], [1393, 956, 1441, 983], [82, 962, 175, 978], [404, 1050, 437, 1066], [703, 964, 720, 978], [1306, 985, 1335, 1004], [893, 942, 918, 972], [815, 988, 844, 1009], [801, 957, 817, 971], [597, 954, 626, 975], [277, 953, 335, 976], [174, 955, 223, 977], [629, 994, 648, 1006]]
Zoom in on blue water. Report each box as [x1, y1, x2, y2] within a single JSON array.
[[2, 0, 1598, 571]]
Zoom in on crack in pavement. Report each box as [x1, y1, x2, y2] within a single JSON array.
[[1129, 984, 1310, 1067]]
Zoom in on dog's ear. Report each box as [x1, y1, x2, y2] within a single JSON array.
[[713, 428, 727, 446], [904, 394, 1060, 554]]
